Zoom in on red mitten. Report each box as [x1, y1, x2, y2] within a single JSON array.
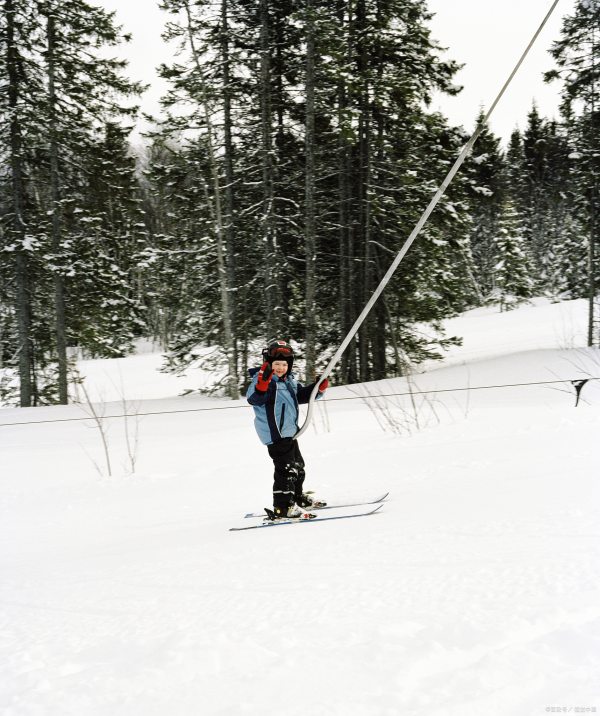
[[256, 362, 274, 392], [318, 378, 329, 393]]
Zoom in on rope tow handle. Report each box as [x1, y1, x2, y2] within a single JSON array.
[[295, 0, 561, 440]]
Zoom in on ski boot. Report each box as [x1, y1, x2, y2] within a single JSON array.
[[267, 504, 316, 521], [298, 492, 327, 509]]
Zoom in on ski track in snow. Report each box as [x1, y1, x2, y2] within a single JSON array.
[[1, 298, 600, 715]]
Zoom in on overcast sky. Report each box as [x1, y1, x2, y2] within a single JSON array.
[[94, 0, 576, 143], [427, 0, 575, 139]]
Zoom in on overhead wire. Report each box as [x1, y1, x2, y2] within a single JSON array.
[[0, 375, 597, 428]]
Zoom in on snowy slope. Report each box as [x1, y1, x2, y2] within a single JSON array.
[[1, 299, 600, 716]]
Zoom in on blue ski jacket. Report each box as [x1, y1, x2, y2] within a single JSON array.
[[246, 368, 322, 445]]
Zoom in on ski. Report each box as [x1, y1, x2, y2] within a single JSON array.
[[243, 492, 389, 519], [230, 503, 383, 531]]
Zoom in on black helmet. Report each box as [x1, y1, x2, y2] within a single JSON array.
[[262, 340, 294, 371]]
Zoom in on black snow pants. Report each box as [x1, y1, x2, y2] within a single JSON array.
[[267, 437, 306, 510]]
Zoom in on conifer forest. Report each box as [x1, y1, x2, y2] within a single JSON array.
[[1, 0, 599, 406]]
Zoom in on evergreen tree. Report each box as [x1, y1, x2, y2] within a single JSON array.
[[464, 111, 506, 300], [492, 199, 533, 312], [553, 212, 589, 297], [0, 0, 41, 405], [504, 128, 526, 205], [149, 0, 477, 388], [546, 0, 600, 344], [37, 0, 144, 368], [521, 104, 551, 285], [1, 0, 144, 405], [541, 120, 579, 297], [511, 106, 580, 298], [67, 122, 147, 357], [306, 0, 473, 380], [152, 0, 248, 397]]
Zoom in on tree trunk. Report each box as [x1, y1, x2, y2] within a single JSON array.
[[589, 173, 597, 346], [588, 19, 598, 347], [344, 1, 358, 384], [304, 0, 316, 379], [47, 11, 69, 403], [221, 0, 238, 373], [259, 0, 279, 338], [183, 0, 239, 398], [372, 24, 386, 381], [6, 0, 33, 406], [372, 250, 387, 380], [337, 29, 350, 382], [356, 0, 371, 382]]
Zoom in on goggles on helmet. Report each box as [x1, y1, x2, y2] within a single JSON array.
[[263, 342, 293, 360]]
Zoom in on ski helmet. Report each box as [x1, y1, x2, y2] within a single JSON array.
[[262, 340, 294, 371]]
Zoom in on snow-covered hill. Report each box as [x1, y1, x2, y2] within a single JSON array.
[[2, 299, 599, 715]]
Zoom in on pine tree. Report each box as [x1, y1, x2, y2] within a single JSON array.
[[504, 129, 527, 205], [1, 0, 41, 405], [306, 0, 471, 380], [68, 122, 147, 357], [542, 120, 579, 297], [546, 0, 600, 344], [153, 0, 310, 385], [38, 0, 143, 371], [464, 110, 506, 300], [148, 0, 480, 389], [521, 104, 551, 286], [1, 0, 144, 404], [304, 0, 317, 379], [553, 212, 589, 297], [492, 199, 533, 312]]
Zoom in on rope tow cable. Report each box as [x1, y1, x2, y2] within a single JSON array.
[[0, 376, 597, 428], [295, 0, 561, 439]]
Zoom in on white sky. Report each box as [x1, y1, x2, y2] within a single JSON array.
[[93, 0, 576, 143], [427, 0, 575, 140]]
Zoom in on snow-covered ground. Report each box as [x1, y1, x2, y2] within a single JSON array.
[[2, 298, 599, 715]]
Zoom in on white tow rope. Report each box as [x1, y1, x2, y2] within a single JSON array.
[[295, 0, 561, 439]]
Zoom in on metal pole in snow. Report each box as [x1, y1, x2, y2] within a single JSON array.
[[295, 0, 561, 439]]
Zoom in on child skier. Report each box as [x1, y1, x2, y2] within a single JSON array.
[[246, 340, 329, 519]]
